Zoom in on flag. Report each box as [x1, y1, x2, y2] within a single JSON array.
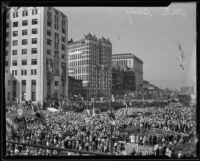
[[35, 111, 47, 126], [177, 43, 185, 70], [6, 117, 17, 134], [29, 102, 47, 126], [111, 94, 115, 102], [92, 107, 95, 117], [86, 109, 92, 118], [81, 97, 84, 102], [123, 98, 126, 105], [107, 111, 116, 126]]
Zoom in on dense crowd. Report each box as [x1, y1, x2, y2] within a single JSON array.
[[6, 103, 196, 158]]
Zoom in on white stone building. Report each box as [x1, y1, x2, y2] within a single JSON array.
[[5, 7, 68, 105]]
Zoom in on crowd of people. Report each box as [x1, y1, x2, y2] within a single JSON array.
[[6, 102, 196, 158]]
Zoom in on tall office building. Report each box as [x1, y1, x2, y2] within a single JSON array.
[[112, 53, 143, 90], [5, 7, 68, 105], [68, 33, 112, 100]]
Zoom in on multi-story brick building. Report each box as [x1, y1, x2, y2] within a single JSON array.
[[112, 53, 143, 90], [112, 63, 135, 95], [5, 7, 68, 105], [68, 33, 112, 100]]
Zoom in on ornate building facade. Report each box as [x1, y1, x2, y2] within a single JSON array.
[[68, 33, 112, 100]]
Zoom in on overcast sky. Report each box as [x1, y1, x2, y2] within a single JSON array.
[[56, 2, 196, 90]]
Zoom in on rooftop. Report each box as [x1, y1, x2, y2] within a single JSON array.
[[112, 53, 143, 64], [68, 33, 111, 46]]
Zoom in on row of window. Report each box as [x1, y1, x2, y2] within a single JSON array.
[[46, 49, 65, 59], [11, 9, 38, 18], [7, 28, 38, 38], [11, 69, 37, 76], [6, 48, 38, 56], [12, 38, 38, 46], [12, 59, 37, 66], [10, 19, 38, 28], [69, 59, 90, 67], [8, 79, 36, 86], [7, 91, 36, 101], [113, 60, 129, 66], [7, 79, 36, 101], [47, 39, 66, 50], [70, 75, 110, 84], [69, 47, 90, 53]]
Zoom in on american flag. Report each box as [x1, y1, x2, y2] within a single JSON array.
[[177, 43, 185, 70]]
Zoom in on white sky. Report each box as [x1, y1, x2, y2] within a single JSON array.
[[56, 2, 196, 90]]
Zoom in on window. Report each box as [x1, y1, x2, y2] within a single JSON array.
[[8, 80, 10, 86], [13, 40, 18, 46], [22, 80, 26, 86], [55, 81, 58, 86], [6, 41, 9, 47], [13, 22, 18, 27], [61, 54, 65, 59], [54, 15, 59, 30], [31, 59, 37, 65], [31, 92, 36, 101], [22, 49, 27, 55], [62, 44, 65, 50], [47, 39, 52, 46], [13, 31, 18, 37], [47, 30, 51, 36], [12, 50, 17, 55], [55, 51, 58, 57], [62, 18, 66, 27], [13, 12, 18, 18], [62, 28, 65, 34], [6, 51, 9, 56], [22, 30, 28, 36], [7, 92, 10, 101], [22, 39, 28, 45], [47, 20, 51, 27], [22, 20, 28, 26], [31, 48, 37, 54], [32, 28, 37, 34], [32, 9, 38, 15], [5, 61, 9, 66], [22, 10, 28, 16], [6, 32, 9, 37], [15, 70, 17, 75], [62, 36, 65, 42], [32, 38, 37, 44], [31, 80, 36, 86], [32, 19, 38, 25], [31, 69, 37, 75], [21, 70, 27, 76], [21, 60, 27, 65], [6, 23, 9, 28], [47, 49, 51, 55]]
